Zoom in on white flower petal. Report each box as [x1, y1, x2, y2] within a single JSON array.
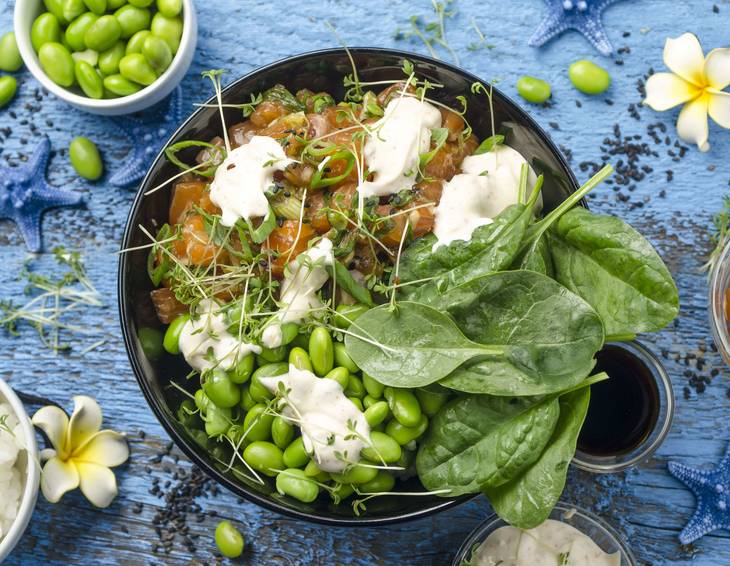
[[708, 89, 730, 129], [40, 457, 79, 503], [67, 396, 102, 451], [73, 430, 129, 468], [644, 73, 701, 111], [76, 462, 118, 508], [664, 33, 706, 87], [677, 94, 710, 151], [39, 448, 57, 461], [704, 48, 730, 90], [32, 405, 69, 456]]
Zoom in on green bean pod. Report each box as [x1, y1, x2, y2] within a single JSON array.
[[0, 76, 17, 108], [0, 32, 23, 72]]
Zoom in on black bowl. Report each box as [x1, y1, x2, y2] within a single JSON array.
[[118, 47, 579, 526]]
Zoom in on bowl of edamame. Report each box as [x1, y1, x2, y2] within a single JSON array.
[[14, 0, 197, 115]]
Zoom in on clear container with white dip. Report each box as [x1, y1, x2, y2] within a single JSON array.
[[451, 503, 636, 566]]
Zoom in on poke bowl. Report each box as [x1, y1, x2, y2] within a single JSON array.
[[118, 48, 677, 525]]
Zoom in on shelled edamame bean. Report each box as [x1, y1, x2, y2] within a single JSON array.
[[569, 60, 611, 95], [516, 75, 551, 104], [28, 0, 184, 97], [69, 136, 104, 179], [214, 520, 244, 559]]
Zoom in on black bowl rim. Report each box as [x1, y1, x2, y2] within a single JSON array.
[[118, 46, 580, 526]]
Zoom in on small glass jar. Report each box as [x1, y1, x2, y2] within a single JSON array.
[[709, 239, 730, 366], [572, 340, 674, 473], [451, 503, 637, 566]]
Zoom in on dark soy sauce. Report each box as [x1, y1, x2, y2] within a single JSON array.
[[577, 344, 660, 456]]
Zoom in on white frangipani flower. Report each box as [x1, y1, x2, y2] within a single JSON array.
[[644, 33, 730, 152], [32, 396, 129, 508]]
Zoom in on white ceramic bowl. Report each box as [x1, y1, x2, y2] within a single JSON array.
[[0, 379, 40, 562], [14, 0, 197, 115]]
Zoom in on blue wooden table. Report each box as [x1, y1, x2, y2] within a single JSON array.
[[1, 0, 729, 563]]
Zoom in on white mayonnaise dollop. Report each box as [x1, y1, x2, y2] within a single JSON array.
[[260, 364, 370, 472], [432, 143, 537, 249], [260, 238, 334, 349], [209, 136, 292, 226], [179, 299, 261, 372], [358, 96, 442, 199], [473, 519, 621, 566]]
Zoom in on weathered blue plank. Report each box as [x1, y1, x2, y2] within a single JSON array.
[[1, 0, 729, 564]]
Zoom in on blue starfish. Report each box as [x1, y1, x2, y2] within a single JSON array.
[[668, 443, 730, 544], [0, 137, 84, 253], [109, 86, 185, 188], [528, 0, 625, 56]]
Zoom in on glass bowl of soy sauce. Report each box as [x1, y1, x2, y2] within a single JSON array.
[[573, 341, 674, 473], [709, 239, 730, 367]]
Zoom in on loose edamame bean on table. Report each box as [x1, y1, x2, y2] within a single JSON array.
[[215, 520, 244, 559], [0, 32, 23, 72], [569, 59, 611, 94], [516, 75, 551, 104], [69, 136, 104, 179], [0, 76, 17, 108]]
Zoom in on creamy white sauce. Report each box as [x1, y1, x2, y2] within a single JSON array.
[[358, 96, 442, 199], [260, 238, 334, 349], [179, 299, 261, 372], [432, 144, 537, 249], [209, 135, 292, 226], [473, 519, 621, 566], [260, 364, 370, 472]]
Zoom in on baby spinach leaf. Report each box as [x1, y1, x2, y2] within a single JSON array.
[[548, 207, 679, 337], [483, 387, 590, 529], [344, 302, 493, 388], [416, 395, 560, 496], [427, 271, 604, 396], [512, 235, 553, 276]]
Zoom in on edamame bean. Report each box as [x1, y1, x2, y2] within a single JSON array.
[[70, 135, 105, 178], [142, 34, 172, 73], [279, 322, 299, 345], [98, 40, 125, 75], [150, 12, 183, 53], [361, 431, 401, 463], [333, 303, 369, 329], [73, 60, 103, 99], [363, 401, 389, 427], [83, 0, 108, 14], [331, 482, 354, 501], [415, 387, 449, 417], [230, 353, 254, 384], [128, 0, 154, 6], [157, 0, 182, 17], [137, 326, 163, 360], [107, 0, 128, 8], [84, 15, 122, 52], [215, 520, 244, 559], [243, 441, 283, 476], [344, 375, 365, 399], [65, 12, 99, 51], [569, 59, 611, 95], [0, 32, 23, 72], [271, 416, 294, 449], [250, 362, 287, 402], [516, 75, 551, 104], [0, 76, 17, 108], [203, 370, 240, 408], [31, 13, 62, 52], [324, 367, 349, 390], [102, 73, 141, 95], [242, 403, 273, 441], [43, 0, 69, 25], [204, 404, 231, 437], [114, 5, 151, 39], [309, 326, 333, 376], [63, 0, 87, 23], [386, 414, 428, 445], [290, 331, 311, 350], [362, 395, 377, 409], [119, 52, 157, 85], [240, 386, 256, 411], [72, 48, 99, 66], [162, 313, 189, 354], [304, 459, 329, 482], [194, 388, 211, 415], [359, 470, 395, 494], [277, 468, 319, 502], [282, 436, 309, 468], [176, 398, 197, 427], [331, 462, 378, 485], [39, 42, 75, 86], [258, 344, 287, 363], [124, 29, 150, 54], [385, 387, 422, 427], [362, 373, 384, 399], [348, 396, 363, 411], [333, 342, 358, 372], [288, 346, 313, 372]]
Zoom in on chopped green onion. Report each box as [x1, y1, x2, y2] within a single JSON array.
[[165, 140, 226, 177]]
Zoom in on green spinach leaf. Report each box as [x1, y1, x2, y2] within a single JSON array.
[[548, 207, 679, 336], [483, 387, 590, 529], [416, 395, 560, 496]]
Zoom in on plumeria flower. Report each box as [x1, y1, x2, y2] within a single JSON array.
[[644, 33, 730, 151], [31, 396, 129, 508]]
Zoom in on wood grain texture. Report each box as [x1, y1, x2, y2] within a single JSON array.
[[1, 0, 730, 564]]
